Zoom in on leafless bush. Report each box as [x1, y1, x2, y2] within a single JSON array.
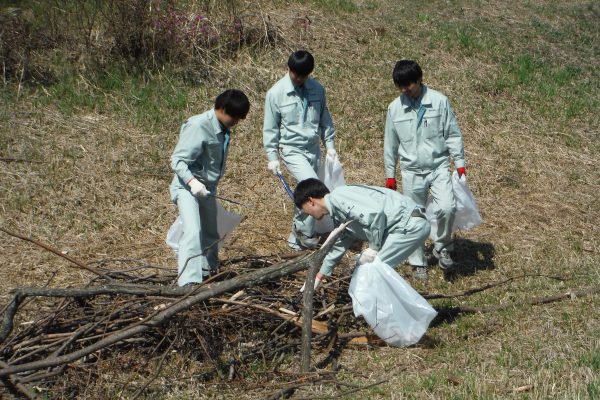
[[0, 0, 284, 84], [0, 7, 57, 84]]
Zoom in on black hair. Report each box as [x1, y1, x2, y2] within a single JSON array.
[[214, 89, 250, 119], [294, 178, 330, 208], [287, 50, 315, 76], [392, 60, 423, 87]]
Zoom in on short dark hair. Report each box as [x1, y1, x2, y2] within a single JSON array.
[[392, 60, 423, 87], [294, 178, 330, 208], [214, 89, 250, 119], [288, 50, 315, 76]]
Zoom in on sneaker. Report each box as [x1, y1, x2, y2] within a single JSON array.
[[433, 248, 454, 271], [298, 235, 319, 249], [412, 265, 428, 280], [183, 281, 201, 287], [289, 232, 319, 250]]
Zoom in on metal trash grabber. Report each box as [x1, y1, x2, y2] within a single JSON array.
[[276, 172, 294, 200]]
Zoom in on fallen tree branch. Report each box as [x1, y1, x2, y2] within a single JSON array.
[[421, 274, 566, 299], [0, 227, 101, 275], [0, 225, 348, 379]]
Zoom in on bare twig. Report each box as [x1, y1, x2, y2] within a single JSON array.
[[0, 227, 102, 275]]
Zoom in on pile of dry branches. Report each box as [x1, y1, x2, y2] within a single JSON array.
[[1, 226, 597, 398]]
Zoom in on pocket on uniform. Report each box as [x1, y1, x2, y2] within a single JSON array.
[[206, 142, 223, 166], [307, 100, 321, 124], [393, 118, 413, 143], [279, 101, 299, 126], [422, 112, 441, 138]]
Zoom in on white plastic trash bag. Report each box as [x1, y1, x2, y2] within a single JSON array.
[[425, 171, 482, 237], [165, 202, 242, 254], [318, 152, 346, 189], [348, 259, 437, 347], [315, 153, 346, 233], [451, 171, 482, 230], [165, 215, 184, 254]]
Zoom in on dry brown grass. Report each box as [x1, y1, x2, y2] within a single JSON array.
[[1, 0, 599, 398]]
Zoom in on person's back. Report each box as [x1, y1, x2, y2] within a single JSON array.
[[293, 179, 430, 286]]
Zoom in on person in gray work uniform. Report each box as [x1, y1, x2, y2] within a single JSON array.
[[170, 89, 250, 287], [263, 50, 338, 250], [294, 178, 430, 290], [383, 60, 466, 280]]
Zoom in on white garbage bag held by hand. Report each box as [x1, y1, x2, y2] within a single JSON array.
[[425, 171, 482, 237], [315, 150, 346, 234], [166, 202, 242, 253], [451, 171, 482, 230], [348, 259, 437, 347]]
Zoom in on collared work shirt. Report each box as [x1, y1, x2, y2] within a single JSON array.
[[384, 85, 465, 176], [170, 109, 230, 189], [320, 185, 418, 276], [263, 74, 335, 161]]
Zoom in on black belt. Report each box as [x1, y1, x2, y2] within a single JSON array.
[[410, 207, 426, 219]]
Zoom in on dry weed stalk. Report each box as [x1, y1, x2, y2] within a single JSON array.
[[1, 225, 597, 398]]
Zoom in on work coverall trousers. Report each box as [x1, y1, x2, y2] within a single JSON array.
[[280, 144, 320, 247], [401, 166, 456, 267], [377, 215, 431, 268], [171, 186, 219, 286]]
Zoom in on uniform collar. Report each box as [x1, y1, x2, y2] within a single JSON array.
[[209, 108, 228, 135], [284, 73, 312, 95], [324, 194, 333, 216], [401, 85, 431, 110]]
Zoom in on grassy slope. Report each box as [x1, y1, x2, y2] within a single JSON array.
[[1, 0, 599, 398]]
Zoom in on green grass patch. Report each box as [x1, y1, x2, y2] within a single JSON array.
[[311, 0, 358, 13]]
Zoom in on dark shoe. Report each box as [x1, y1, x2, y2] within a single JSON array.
[[412, 265, 428, 280], [183, 281, 201, 287], [433, 248, 454, 271]]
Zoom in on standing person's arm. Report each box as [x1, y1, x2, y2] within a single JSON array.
[[442, 99, 465, 170], [319, 88, 336, 152], [171, 120, 205, 185], [263, 91, 281, 162], [383, 107, 399, 188]]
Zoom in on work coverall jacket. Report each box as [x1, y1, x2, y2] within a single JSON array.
[[383, 85, 465, 266], [320, 185, 430, 277], [263, 74, 336, 245], [169, 109, 230, 286]]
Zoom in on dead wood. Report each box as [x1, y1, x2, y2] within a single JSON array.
[[0, 226, 103, 275], [0, 224, 348, 380]]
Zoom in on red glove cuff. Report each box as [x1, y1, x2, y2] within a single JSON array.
[[385, 178, 397, 190], [457, 167, 466, 177]]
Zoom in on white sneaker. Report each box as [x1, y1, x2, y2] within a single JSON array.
[[433, 248, 454, 271]]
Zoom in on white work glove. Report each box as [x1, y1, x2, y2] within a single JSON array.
[[356, 248, 378, 266], [189, 178, 209, 198], [300, 272, 323, 292], [267, 160, 281, 175], [326, 148, 337, 159]]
